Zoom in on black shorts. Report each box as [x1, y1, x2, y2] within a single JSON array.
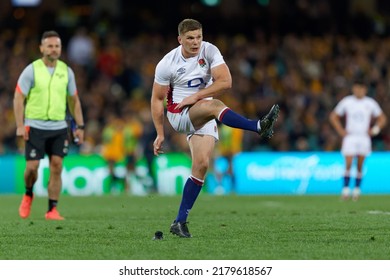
[[25, 127, 69, 160]]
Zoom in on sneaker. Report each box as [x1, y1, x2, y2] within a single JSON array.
[[170, 221, 192, 238], [341, 187, 350, 200], [352, 188, 361, 201], [45, 207, 64, 220], [19, 195, 33, 219], [259, 104, 280, 139]]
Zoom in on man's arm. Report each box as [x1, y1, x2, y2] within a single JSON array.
[[370, 112, 387, 136], [197, 63, 232, 99], [13, 90, 28, 140], [67, 94, 83, 125], [175, 63, 232, 109], [151, 82, 168, 156], [67, 94, 84, 144], [13, 65, 33, 140], [329, 111, 346, 137], [66, 66, 84, 144]]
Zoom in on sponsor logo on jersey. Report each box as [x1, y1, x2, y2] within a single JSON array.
[[177, 67, 186, 75]]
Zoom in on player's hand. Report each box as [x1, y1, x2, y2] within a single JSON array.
[[175, 95, 198, 110], [338, 129, 347, 137], [74, 129, 84, 145], [370, 125, 380, 136], [16, 126, 29, 141], [153, 135, 165, 156]]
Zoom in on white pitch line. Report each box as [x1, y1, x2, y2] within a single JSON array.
[[367, 210, 390, 215]]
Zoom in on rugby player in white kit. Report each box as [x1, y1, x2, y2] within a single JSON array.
[[330, 77, 386, 201], [151, 19, 279, 237]]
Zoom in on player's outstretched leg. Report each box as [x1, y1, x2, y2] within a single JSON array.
[[218, 103, 280, 137]]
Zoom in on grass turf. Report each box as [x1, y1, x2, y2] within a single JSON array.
[[0, 194, 389, 260]]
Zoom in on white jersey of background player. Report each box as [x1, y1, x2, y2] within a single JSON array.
[[330, 78, 387, 201]]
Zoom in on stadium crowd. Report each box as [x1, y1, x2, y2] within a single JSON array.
[[1, 1, 390, 158]]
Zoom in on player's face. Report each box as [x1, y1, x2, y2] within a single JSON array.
[[40, 36, 62, 62], [178, 29, 203, 58], [352, 84, 367, 99]]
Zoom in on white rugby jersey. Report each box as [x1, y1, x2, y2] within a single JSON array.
[[334, 95, 382, 135], [154, 41, 225, 113]]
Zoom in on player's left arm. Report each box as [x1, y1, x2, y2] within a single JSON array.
[[370, 112, 387, 136], [329, 111, 346, 137], [200, 63, 232, 98], [66, 67, 84, 144], [67, 94, 84, 144], [175, 63, 232, 109]]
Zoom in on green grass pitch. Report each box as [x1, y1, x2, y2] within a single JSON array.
[[0, 194, 389, 260]]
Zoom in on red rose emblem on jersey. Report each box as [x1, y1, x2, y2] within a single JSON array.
[[198, 58, 206, 67]]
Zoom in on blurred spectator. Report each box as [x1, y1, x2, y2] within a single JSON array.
[[1, 1, 390, 157], [122, 110, 143, 193], [96, 32, 123, 79], [67, 27, 95, 69], [137, 107, 157, 193], [207, 125, 244, 194], [101, 114, 127, 194]]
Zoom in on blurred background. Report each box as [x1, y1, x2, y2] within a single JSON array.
[[1, 0, 390, 195]]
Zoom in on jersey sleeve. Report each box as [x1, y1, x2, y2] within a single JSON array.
[[67, 67, 78, 96], [370, 99, 383, 117], [334, 98, 347, 116], [16, 64, 34, 96], [154, 58, 171, 86], [205, 43, 225, 69]]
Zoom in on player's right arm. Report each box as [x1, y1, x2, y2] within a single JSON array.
[[13, 65, 33, 141], [13, 87, 27, 140], [151, 81, 168, 156], [329, 111, 346, 137]]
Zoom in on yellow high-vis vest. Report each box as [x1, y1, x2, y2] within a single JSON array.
[[25, 59, 69, 120]]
